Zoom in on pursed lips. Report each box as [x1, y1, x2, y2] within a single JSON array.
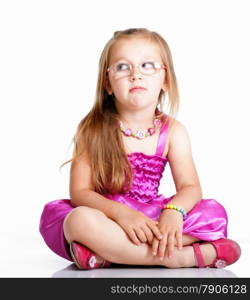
[[129, 86, 146, 92]]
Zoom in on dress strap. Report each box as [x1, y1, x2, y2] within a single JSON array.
[[155, 115, 170, 157]]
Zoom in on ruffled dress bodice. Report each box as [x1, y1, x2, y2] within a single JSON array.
[[125, 152, 168, 203]]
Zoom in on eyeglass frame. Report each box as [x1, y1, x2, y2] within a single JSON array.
[[106, 61, 167, 77]]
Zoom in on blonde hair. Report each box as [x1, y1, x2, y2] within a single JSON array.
[[60, 28, 180, 194]]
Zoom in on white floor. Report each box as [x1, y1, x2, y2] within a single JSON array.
[[1, 231, 249, 278]]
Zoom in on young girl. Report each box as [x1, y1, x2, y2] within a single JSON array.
[[39, 28, 241, 270]]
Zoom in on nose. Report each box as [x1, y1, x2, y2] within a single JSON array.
[[129, 65, 142, 81]]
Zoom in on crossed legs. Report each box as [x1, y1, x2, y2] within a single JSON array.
[[63, 206, 216, 268]]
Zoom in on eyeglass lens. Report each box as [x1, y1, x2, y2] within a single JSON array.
[[111, 61, 163, 78]]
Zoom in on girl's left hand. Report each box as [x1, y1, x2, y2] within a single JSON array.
[[151, 209, 183, 259]]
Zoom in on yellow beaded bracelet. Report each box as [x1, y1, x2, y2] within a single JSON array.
[[161, 204, 187, 220]]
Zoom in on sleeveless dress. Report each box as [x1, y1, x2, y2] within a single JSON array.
[[39, 115, 228, 262]]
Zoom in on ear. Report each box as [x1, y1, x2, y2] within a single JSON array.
[[105, 77, 113, 95], [162, 81, 168, 92]]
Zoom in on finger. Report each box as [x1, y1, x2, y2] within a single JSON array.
[[158, 237, 168, 260], [176, 231, 183, 250], [152, 238, 159, 256], [167, 233, 175, 258], [143, 225, 154, 244], [148, 222, 163, 240], [128, 228, 141, 245], [134, 228, 147, 243]]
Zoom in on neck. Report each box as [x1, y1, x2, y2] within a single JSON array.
[[118, 108, 158, 129]]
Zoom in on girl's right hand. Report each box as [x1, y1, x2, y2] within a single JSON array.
[[114, 205, 163, 245]]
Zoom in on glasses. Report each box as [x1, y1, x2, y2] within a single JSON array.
[[107, 61, 166, 79]]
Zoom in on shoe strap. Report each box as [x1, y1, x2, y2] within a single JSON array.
[[193, 243, 205, 268]]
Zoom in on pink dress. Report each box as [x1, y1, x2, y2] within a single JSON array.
[[39, 115, 228, 261]]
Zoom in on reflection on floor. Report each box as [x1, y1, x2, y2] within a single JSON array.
[[52, 263, 237, 278]]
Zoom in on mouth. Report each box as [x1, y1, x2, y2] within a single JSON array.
[[129, 86, 147, 93]]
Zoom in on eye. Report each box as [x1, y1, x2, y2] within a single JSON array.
[[116, 63, 129, 71], [141, 62, 155, 69]]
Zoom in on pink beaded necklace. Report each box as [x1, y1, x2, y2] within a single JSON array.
[[119, 112, 162, 140]]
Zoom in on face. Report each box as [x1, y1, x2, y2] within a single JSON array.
[[106, 37, 167, 112]]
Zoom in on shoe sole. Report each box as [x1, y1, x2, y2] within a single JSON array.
[[69, 242, 85, 270]]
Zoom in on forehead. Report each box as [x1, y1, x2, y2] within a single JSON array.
[[109, 37, 162, 64]]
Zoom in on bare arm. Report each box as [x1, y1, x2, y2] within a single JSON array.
[[166, 119, 203, 213], [69, 154, 123, 221], [151, 120, 203, 257], [71, 188, 123, 221]]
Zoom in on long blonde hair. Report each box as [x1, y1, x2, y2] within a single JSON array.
[[60, 28, 180, 194]]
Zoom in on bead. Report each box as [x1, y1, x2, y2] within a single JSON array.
[[148, 128, 156, 135], [124, 128, 132, 136], [135, 130, 145, 139], [153, 118, 162, 127]]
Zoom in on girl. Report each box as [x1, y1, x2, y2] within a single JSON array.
[[39, 28, 241, 270]]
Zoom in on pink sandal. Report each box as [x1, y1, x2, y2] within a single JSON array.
[[193, 238, 241, 268], [69, 241, 111, 270]]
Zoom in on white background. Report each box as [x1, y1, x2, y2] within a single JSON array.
[[0, 0, 249, 276]]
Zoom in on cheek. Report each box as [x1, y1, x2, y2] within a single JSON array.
[[111, 80, 128, 95], [147, 79, 164, 94]]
